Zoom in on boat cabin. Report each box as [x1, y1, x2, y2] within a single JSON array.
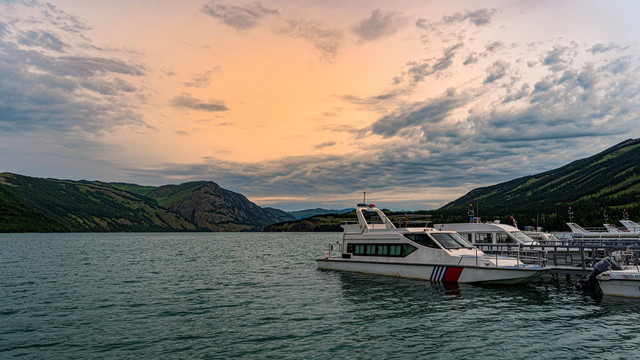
[[433, 221, 537, 245]]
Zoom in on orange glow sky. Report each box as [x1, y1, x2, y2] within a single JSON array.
[[2, 0, 640, 210]]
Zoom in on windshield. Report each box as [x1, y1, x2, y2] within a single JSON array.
[[510, 231, 535, 244], [431, 233, 474, 249]]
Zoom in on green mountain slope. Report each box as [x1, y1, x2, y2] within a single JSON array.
[[0, 186, 68, 232], [0, 173, 195, 232], [0, 173, 282, 232], [437, 138, 640, 230], [145, 181, 282, 231]]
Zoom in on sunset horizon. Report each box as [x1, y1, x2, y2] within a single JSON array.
[[2, 0, 640, 211]]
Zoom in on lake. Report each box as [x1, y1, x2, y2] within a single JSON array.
[[1, 232, 639, 359]]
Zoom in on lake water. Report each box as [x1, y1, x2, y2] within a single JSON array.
[[1, 232, 639, 359]]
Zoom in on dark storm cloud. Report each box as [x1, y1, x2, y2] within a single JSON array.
[[170, 93, 228, 112], [201, 1, 279, 31], [352, 9, 408, 42]]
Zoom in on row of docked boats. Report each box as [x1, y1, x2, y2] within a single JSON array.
[[567, 220, 640, 238], [316, 203, 640, 298]]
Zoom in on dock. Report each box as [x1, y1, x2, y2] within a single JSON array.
[[476, 238, 640, 280]]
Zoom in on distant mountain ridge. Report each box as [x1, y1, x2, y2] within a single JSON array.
[[0, 173, 290, 232], [287, 208, 353, 220]]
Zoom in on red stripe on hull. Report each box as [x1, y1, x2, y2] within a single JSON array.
[[443, 267, 463, 282]]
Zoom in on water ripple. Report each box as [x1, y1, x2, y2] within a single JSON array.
[[2, 232, 640, 359]]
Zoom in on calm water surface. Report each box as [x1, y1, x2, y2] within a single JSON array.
[[1, 232, 639, 359]]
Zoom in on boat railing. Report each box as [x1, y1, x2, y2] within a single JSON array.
[[322, 242, 342, 259], [474, 246, 547, 268], [476, 243, 640, 270]]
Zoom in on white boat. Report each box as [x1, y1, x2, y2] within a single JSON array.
[[620, 220, 640, 233], [597, 268, 640, 298], [433, 221, 538, 246], [567, 222, 640, 239], [593, 251, 640, 298], [316, 204, 548, 284]]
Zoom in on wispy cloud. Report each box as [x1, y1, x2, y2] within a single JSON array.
[[417, 8, 498, 30], [352, 9, 409, 42], [170, 93, 228, 112], [443, 8, 498, 26], [184, 67, 222, 88], [201, 1, 279, 31], [275, 19, 342, 59]]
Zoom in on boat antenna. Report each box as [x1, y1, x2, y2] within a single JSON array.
[[363, 190, 366, 204]]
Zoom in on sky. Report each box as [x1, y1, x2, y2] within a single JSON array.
[[2, 0, 640, 211]]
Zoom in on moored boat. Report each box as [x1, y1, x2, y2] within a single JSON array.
[[597, 268, 640, 298], [316, 204, 548, 284], [596, 252, 640, 298]]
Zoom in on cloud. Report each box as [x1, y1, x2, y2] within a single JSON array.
[[484, 60, 510, 84], [314, 141, 336, 149], [444, 8, 498, 26], [542, 43, 577, 72], [170, 93, 228, 112], [418, 8, 497, 30], [275, 19, 342, 59], [369, 89, 472, 138], [18, 30, 66, 52], [588, 43, 620, 54], [184, 67, 222, 88], [0, 1, 146, 134], [201, 1, 279, 31], [395, 43, 463, 85], [352, 9, 409, 42]]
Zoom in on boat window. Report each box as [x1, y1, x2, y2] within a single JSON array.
[[449, 232, 474, 248], [348, 243, 416, 257], [510, 231, 535, 244], [432, 233, 474, 249], [366, 244, 376, 255], [402, 244, 417, 256], [404, 233, 439, 248], [496, 233, 515, 244], [474, 233, 492, 244]]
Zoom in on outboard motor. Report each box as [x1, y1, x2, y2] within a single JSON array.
[[577, 257, 622, 289]]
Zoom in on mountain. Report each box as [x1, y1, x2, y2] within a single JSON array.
[[263, 207, 297, 223], [143, 181, 284, 231], [264, 138, 640, 232], [0, 173, 281, 232], [436, 138, 640, 230], [287, 208, 353, 220], [263, 211, 356, 232]]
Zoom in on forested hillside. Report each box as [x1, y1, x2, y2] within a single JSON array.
[[0, 173, 284, 232], [436, 138, 640, 230]]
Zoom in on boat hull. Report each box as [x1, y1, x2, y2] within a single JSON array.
[[598, 271, 640, 298], [317, 258, 546, 284]]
